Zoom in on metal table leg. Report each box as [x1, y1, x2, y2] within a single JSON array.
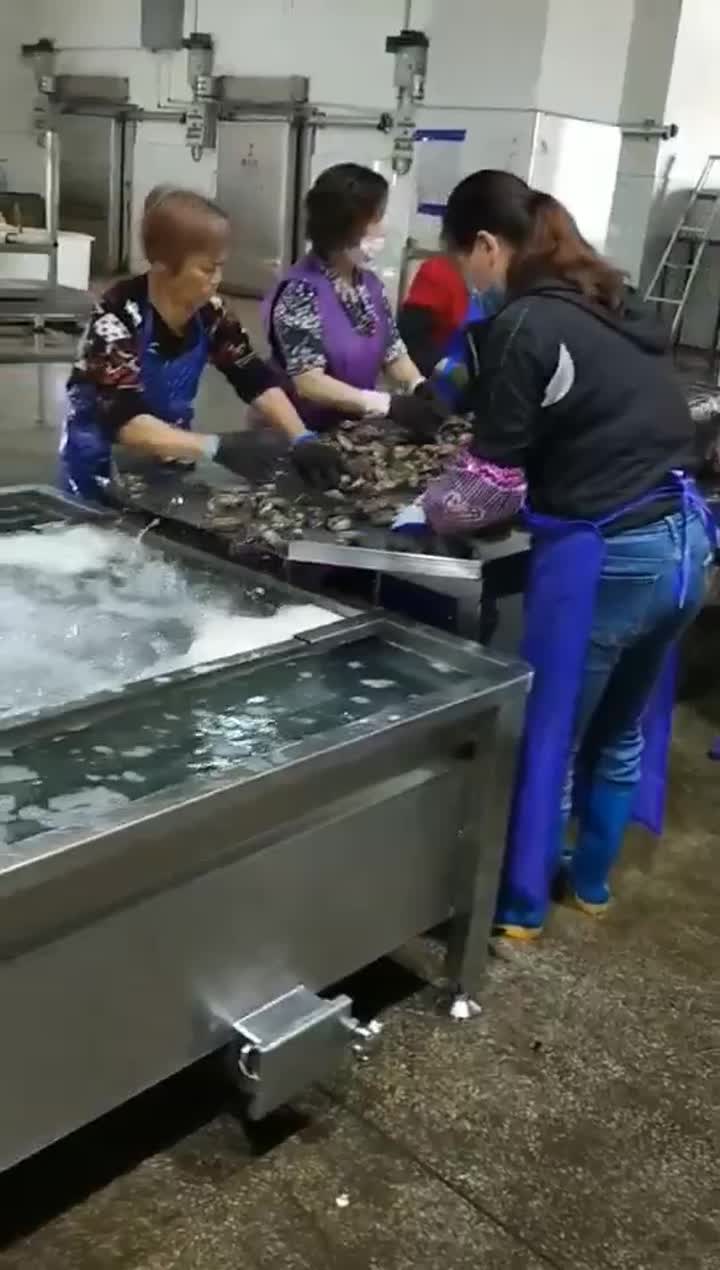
[[444, 687, 526, 1012], [455, 577, 483, 640], [33, 317, 48, 427]]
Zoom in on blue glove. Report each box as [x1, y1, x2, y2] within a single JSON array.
[[391, 500, 428, 534], [291, 429, 317, 447]]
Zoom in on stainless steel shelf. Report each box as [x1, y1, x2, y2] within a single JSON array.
[[0, 236, 54, 255]]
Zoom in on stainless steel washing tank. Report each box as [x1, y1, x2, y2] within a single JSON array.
[[0, 486, 530, 1171]]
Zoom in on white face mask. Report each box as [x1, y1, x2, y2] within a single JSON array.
[[348, 234, 386, 266]]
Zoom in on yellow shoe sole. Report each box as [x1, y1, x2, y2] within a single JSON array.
[[493, 922, 544, 942], [572, 893, 610, 918]]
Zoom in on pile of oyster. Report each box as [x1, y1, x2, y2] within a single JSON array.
[[202, 418, 471, 553]]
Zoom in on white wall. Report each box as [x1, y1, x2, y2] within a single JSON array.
[[0, 0, 45, 194], [35, 0, 414, 260], [619, 0, 683, 121], [604, 0, 682, 284], [423, 0, 548, 111], [19, 0, 702, 307], [34, 0, 643, 120], [537, 0, 635, 122], [531, 115, 623, 251], [36, 0, 408, 112]]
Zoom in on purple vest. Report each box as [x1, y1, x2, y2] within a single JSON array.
[[263, 254, 390, 431]]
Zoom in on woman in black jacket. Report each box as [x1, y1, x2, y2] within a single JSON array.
[[420, 170, 715, 939]]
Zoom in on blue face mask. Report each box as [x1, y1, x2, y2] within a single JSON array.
[[477, 283, 506, 317]]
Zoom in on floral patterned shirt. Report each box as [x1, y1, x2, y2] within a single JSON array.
[[271, 257, 406, 377], [67, 274, 278, 436]]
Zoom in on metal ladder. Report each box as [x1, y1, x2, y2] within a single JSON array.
[[644, 155, 720, 340]]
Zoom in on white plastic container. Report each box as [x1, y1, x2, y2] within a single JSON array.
[[56, 232, 94, 290], [0, 230, 94, 290]]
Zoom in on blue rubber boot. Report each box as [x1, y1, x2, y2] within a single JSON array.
[[494, 811, 570, 940], [569, 778, 636, 916]]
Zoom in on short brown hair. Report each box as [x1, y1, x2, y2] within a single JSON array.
[[142, 188, 230, 272]]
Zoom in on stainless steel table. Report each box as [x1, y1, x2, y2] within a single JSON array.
[[286, 525, 531, 648]]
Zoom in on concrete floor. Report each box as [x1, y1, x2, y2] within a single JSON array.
[[0, 343, 719, 1270]]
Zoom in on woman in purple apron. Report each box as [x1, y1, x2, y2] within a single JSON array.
[[264, 164, 447, 446], [61, 187, 341, 502], [419, 169, 716, 939]]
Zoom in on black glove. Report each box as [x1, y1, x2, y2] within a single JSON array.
[[290, 432, 345, 490], [387, 382, 450, 444], [215, 432, 279, 485]]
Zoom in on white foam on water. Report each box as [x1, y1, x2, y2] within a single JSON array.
[[360, 679, 396, 690], [185, 609, 336, 667], [15, 786, 132, 836], [0, 522, 341, 720], [0, 525, 123, 576], [47, 788, 130, 814], [0, 765, 37, 784], [0, 794, 17, 821]]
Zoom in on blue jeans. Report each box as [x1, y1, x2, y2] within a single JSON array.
[[564, 510, 712, 806]]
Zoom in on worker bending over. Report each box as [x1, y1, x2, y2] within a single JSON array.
[[417, 169, 715, 938]]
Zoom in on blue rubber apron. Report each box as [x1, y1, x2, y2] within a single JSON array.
[[60, 304, 209, 501], [432, 290, 487, 408], [496, 472, 716, 924]]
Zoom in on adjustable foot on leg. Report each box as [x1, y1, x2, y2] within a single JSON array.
[[449, 992, 483, 1022]]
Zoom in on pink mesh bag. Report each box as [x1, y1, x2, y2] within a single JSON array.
[[422, 449, 526, 535]]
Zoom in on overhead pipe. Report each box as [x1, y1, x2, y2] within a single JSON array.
[[308, 110, 392, 131], [620, 120, 679, 141]]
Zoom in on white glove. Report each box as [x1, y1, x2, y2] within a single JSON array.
[[391, 499, 428, 531], [359, 389, 392, 417]]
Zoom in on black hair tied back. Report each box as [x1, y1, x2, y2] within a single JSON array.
[[443, 168, 625, 311]]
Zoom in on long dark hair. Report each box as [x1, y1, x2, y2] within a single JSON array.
[[443, 169, 625, 311], [306, 163, 388, 256]]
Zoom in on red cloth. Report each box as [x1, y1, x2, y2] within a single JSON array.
[[404, 256, 468, 348]]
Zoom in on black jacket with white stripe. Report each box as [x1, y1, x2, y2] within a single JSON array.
[[463, 281, 696, 526]]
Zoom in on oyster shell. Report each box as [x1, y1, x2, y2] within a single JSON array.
[[126, 416, 474, 554]]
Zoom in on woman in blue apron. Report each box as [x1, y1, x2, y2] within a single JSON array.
[[419, 169, 715, 939], [61, 187, 342, 502]]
